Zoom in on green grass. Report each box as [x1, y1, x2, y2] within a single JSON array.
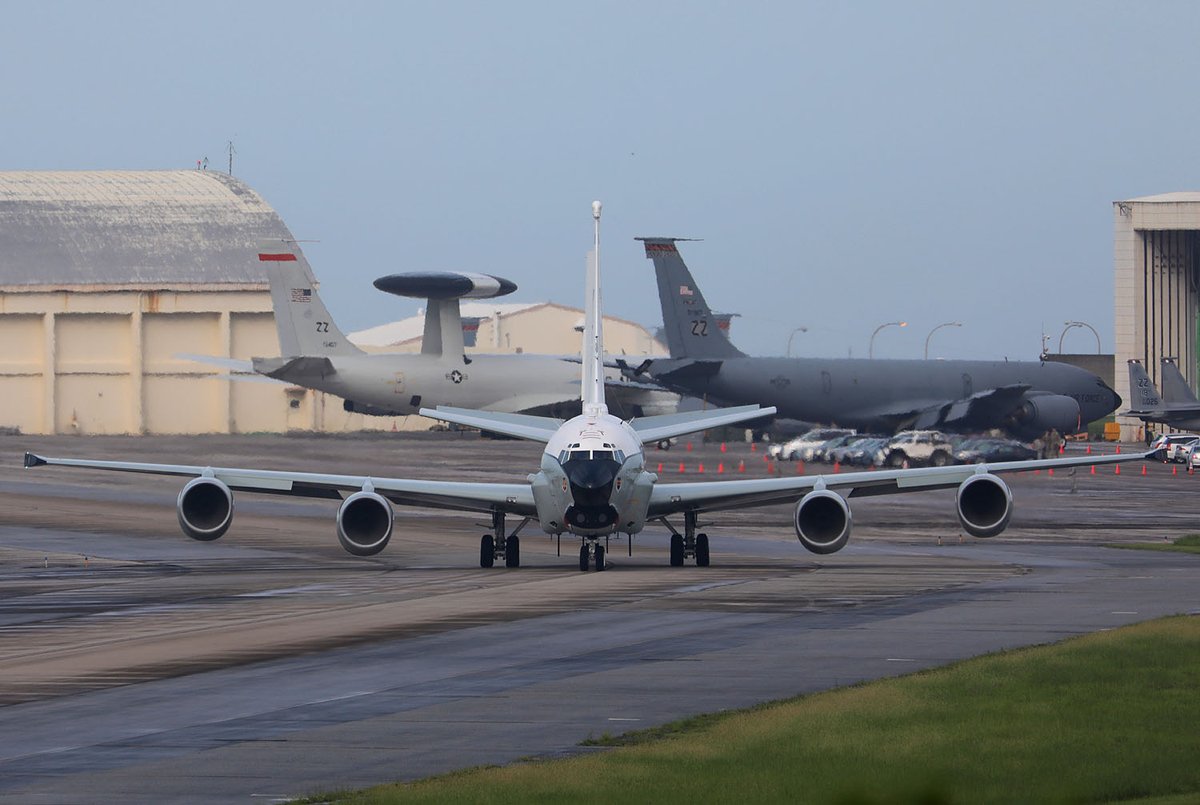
[[304, 616, 1200, 804], [1110, 534, 1200, 555]]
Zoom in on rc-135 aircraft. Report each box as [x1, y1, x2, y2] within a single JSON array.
[[24, 203, 1155, 571]]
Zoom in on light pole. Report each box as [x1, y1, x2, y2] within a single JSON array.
[[924, 321, 962, 359], [786, 326, 808, 357], [1058, 320, 1101, 354], [869, 321, 907, 359]]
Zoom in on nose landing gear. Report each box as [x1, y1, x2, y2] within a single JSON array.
[[578, 541, 607, 571]]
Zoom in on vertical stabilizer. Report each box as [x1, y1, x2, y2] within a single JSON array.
[[1160, 358, 1200, 405], [420, 298, 465, 358], [581, 201, 607, 415], [638, 238, 746, 360], [260, 240, 362, 357], [1127, 360, 1162, 411]]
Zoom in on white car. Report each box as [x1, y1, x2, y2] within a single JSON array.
[[771, 428, 854, 461], [1151, 433, 1200, 462], [875, 430, 957, 468]]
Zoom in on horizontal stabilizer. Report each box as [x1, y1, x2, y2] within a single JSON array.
[[419, 406, 563, 443], [629, 404, 776, 444], [252, 355, 337, 381]]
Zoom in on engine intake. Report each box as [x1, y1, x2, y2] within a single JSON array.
[[337, 490, 394, 556], [177, 477, 233, 541], [1012, 393, 1081, 435], [794, 489, 851, 554], [956, 473, 1013, 538]]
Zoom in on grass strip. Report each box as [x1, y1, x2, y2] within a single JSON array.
[[305, 615, 1200, 804], [1109, 534, 1200, 555]]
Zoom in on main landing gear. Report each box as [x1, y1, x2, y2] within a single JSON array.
[[664, 511, 710, 568], [480, 512, 530, 569], [579, 540, 607, 572]]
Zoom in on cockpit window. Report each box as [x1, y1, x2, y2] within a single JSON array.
[[558, 448, 625, 464]]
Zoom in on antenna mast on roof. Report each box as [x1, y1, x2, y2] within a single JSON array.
[[226, 139, 237, 175]]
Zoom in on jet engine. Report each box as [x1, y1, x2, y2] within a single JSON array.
[[793, 489, 852, 554], [177, 477, 234, 541], [1011, 393, 1080, 435], [955, 473, 1013, 538], [336, 490, 394, 556]]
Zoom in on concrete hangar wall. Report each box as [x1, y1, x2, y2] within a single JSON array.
[[1114, 192, 1200, 440], [0, 170, 357, 435]]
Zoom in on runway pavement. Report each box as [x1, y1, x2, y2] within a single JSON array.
[[0, 434, 1197, 803]]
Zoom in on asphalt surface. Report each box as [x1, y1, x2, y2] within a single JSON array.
[[0, 433, 1197, 804]]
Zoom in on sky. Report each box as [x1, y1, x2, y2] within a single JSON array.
[[4, 1, 1200, 360]]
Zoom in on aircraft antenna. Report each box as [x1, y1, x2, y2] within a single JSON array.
[[226, 139, 237, 175], [581, 200, 607, 415]]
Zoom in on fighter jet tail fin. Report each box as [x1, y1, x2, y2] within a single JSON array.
[[1126, 360, 1163, 412], [638, 238, 746, 360], [1160, 358, 1200, 406], [259, 240, 363, 358]]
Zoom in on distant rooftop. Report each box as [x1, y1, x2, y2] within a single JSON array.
[[1120, 191, 1200, 204], [0, 170, 293, 288]]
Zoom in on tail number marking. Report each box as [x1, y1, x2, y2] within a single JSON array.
[[316, 321, 330, 333], [690, 319, 709, 337]]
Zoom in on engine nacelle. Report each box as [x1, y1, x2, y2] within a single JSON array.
[[794, 489, 852, 555], [336, 490, 394, 556], [956, 473, 1013, 538], [1012, 393, 1081, 435], [177, 477, 233, 541]]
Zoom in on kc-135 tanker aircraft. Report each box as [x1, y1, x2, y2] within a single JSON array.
[[25, 203, 1156, 570], [630, 238, 1122, 439]]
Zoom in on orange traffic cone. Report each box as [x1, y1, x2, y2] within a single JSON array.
[[717, 462, 725, 474], [737, 460, 746, 473], [1115, 464, 1121, 475], [1172, 465, 1177, 476], [1086, 444, 1092, 454], [1048, 468, 1054, 476], [833, 462, 841, 474], [1090, 465, 1096, 475], [720, 442, 727, 453], [1141, 464, 1147, 476], [796, 461, 805, 475], [1116, 445, 1122, 454], [686, 442, 693, 452], [678, 462, 686, 474], [657, 462, 663, 473], [750, 443, 757, 452], [698, 463, 706, 474]]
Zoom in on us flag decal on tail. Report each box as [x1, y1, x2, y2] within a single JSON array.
[[291, 288, 312, 303], [679, 285, 694, 297]]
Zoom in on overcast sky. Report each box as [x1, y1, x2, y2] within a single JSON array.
[[5, 2, 1200, 360]]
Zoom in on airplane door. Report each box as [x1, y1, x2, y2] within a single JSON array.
[[962, 373, 973, 397], [391, 372, 405, 395]]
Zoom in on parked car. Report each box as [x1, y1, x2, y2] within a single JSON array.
[[827, 434, 887, 466], [875, 430, 956, 468], [954, 437, 1038, 464], [1151, 433, 1200, 463], [772, 428, 854, 461], [811, 433, 862, 463]]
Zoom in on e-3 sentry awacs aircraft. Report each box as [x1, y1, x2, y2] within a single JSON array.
[[24, 203, 1157, 571]]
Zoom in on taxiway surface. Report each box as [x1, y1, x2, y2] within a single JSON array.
[[0, 434, 1196, 803]]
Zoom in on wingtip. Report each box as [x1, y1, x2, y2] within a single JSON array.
[[23, 452, 46, 468]]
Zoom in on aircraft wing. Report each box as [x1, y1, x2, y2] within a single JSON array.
[[420, 406, 563, 442], [905, 384, 1030, 430], [629, 405, 776, 444], [646, 450, 1157, 517], [23, 452, 536, 516]]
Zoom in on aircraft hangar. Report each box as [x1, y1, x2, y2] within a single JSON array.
[[0, 170, 323, 435], [1113, 192, 1200, 440]]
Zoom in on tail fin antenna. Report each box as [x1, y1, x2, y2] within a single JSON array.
[[581, 201, 607, 415]]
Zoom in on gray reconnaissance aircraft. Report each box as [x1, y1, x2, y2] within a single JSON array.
[[1124, 358, 1200, 430], [631, 238, 1121, 439], [194, 240, 670, 419]]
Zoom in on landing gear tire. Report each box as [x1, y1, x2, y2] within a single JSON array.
[[480, 534, 495, 568], [594, 544, 606, 571], [930, 451, 950, 468], [505, 535, 520, 568], [579, 544, 590, 571], [669, 534, 684, 567], [695, 533, 710, 567], [886, 452, 905, 468]]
